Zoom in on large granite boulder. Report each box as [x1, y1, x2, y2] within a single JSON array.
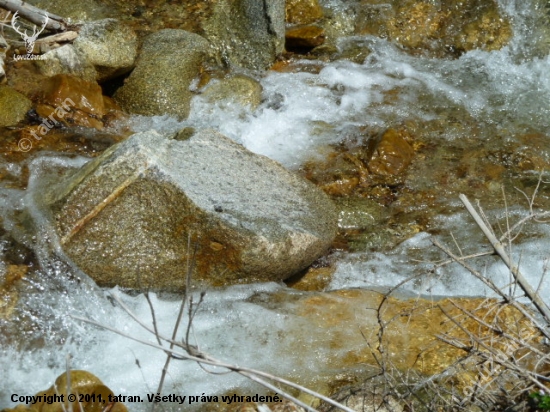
[[45, 129, 337, 291], [113, 29, 210, 119]]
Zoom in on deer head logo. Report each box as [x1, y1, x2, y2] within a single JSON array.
[[11, 11, 49, 55]]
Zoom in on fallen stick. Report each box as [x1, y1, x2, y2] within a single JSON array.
[[459, 193, 550, 324], [0, 0, 66, 31]]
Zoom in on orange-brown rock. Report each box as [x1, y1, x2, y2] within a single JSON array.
[[0, 265, 26, 320], [36, 75, 106, 130], [286, 0, 324, 25], [285, 25, 326, 49], [386, 2, 446, 50], [292, 289, 544, 391], [2, 370, 127, 412], [358, 0, 512, 57], [367, 128, 414, 176]]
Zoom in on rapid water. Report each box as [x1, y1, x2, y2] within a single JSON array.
[[2, 0, 550, 409]]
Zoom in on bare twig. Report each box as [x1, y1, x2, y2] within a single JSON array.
[[72, 313, 356, 412], [156, 235, 198, 397], [459, 193, 550, 324], [432, 238, 550, 340]]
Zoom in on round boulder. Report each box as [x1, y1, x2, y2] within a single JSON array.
[[113, 29, 210, 119]]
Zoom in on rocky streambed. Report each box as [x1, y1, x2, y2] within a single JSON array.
[[1, 0, 550, 411]]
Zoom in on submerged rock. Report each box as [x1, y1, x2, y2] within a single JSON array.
[[113, 29, 210, 119], [201, 75, 263, 110], [35, 74, 106, 130], [3, 370, 127, 412], [45, 129, 337, 291], [367, 128, 414, 177]]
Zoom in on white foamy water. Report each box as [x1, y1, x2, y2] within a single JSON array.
[[2, 0, 550, 409]]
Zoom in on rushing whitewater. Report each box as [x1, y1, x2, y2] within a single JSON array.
[[2, 0, 550, 410]]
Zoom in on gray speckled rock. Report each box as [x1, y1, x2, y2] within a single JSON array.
[[74, 19, 138, 82], [204, 0, 285, 70], [37, 45, 96, 82], [37, 19, 138, 82], [113, 29, 210, 119], [0, 86, 32, 127], [46, 129, 337, 291]]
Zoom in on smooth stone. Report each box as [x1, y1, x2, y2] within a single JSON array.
[[113, 29, 210, 119]]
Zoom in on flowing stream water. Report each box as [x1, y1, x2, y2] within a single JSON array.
[[1, 0, 550, 410]]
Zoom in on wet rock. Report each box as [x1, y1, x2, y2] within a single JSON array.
[[286, 0, 324, 25], [302, 127, 415, 198], [287, 289, 542, 393], [203, 0, 285, 70], [302, 145, 367, 197], [328, 38, 372, 64], [45, 129, 337, 291], [0, 86, 32, 127], [36, 74, 105, 130], [2, 370, 127, 412], [335, 197, 388, 231], [385, 1, 446, 51], [36, 46, 97, 83], [286, 25, 326, 50], [74, 19, 137, 81], [367, 128, 414, 177], [201, 75, 263, 110], [454, 4, 513, 52], [0, 265, 26, 320], [113, 29, 209, 119], [357, 0, 512, 57], [37, 19, 138, 83]]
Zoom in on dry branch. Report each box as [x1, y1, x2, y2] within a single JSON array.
[[0, 0, 66, 31], [73, 312, 355, 412], [459, 193, 550, 324]]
